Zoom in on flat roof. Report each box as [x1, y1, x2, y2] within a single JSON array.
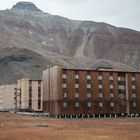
[[53, 65, 140, 74]]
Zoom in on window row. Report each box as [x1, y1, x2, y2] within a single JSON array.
[[63, 92, 113, 98], [62, 83, 102, 89], [63, 92, 136, 99], [62, 74, 103, 80], [62, 83, 136, 90], [62, 74, 136, 81], [62, 102, 114, 108], [118, 85, 136, 90], [62, 101, 137, 108], [63, 92, 92, 98]]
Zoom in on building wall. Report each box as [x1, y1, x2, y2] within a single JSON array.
[[0, 85, 4, 110], [43, 66, 140, 115], [42, 68, 49, 111], [43, 66, 61, 114], [16, 78, 43, 111], [0, 84, 16, 110]]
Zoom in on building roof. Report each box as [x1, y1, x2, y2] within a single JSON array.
[[52, 65, 140, 74]]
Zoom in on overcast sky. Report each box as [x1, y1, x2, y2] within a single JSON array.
[[0, 0, 140, 31]]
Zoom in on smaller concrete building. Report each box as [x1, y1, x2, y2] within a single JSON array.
[[15, 78, 43, 111], [0, 84, 16, 110]]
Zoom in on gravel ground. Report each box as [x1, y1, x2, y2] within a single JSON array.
[[0, 112, 140, 140]]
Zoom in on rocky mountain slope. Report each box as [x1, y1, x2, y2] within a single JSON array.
[[0, 2, 140, 84]]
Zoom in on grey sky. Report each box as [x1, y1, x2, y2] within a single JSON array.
[[0, 0, 140, 31]]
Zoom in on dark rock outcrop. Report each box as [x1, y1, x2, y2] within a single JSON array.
[[12, 1, 42, 12]]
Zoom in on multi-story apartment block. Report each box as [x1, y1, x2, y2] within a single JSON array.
[[0, 84, 16, 110], [43, 66, 140, 117], [15, 78, 43, 111]]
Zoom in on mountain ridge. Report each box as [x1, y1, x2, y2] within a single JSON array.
[[0, 1, 140, 84], [12, 1, 42, 12]]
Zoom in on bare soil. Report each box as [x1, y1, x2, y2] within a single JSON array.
[[0, 112, 140, 140]]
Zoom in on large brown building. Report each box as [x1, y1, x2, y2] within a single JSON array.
[[15, 78, 43, 111], [43, 66, 140, 117]]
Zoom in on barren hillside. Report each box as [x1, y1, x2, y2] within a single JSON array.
[[0, 2, 140, 84]]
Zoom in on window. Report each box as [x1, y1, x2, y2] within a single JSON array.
[[62, 102, 67, 108], [109, 76, 113, 81], [29, 86, 32, 92], [38, 94, 41, 100], [74, 84, 79, 88], [132, 93, 136, 98], [118, 77, 120, 81], [98, 93, 103, 98], [110, 93, 114, 98], [109, 84, 113, 89], [75, 102, 79, 107], [62, 74, 67, 79], [29, 85, 32, 98], [99, 102, 103, 107], [38, 85, 41, 100], [29, 88, 32, 104], [38, 87, 41, 93], [86, 93, 92, 98], [86, 75, 91, 80], [63, 92, 67, 98], [29, 93, 32, 99], [118, 77, 125, 81], [87, 84, 91, 89], [98, 75, 103, 80], [38, 81, 41, 87], [118, 85, 125, 90], [87, 102, 92, 107], [38, 101, 41, 109], [133, 102, 136, 107], [110, 102, 114, 107], [98, 84, 103, 89], [132, 85, 136, 89], [29, 102, 32, 108], [131, 76, 136, 81], [74, 92, 79, 98], [62, 83, 67, 88], [118, 93, 125, 99], [29, 80, 32, 86], [74, 74, 79, 79]]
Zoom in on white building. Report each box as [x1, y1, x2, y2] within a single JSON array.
[[0, 84, 16, 110]]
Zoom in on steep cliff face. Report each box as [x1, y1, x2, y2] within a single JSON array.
[[0, 2, 140, 84]]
